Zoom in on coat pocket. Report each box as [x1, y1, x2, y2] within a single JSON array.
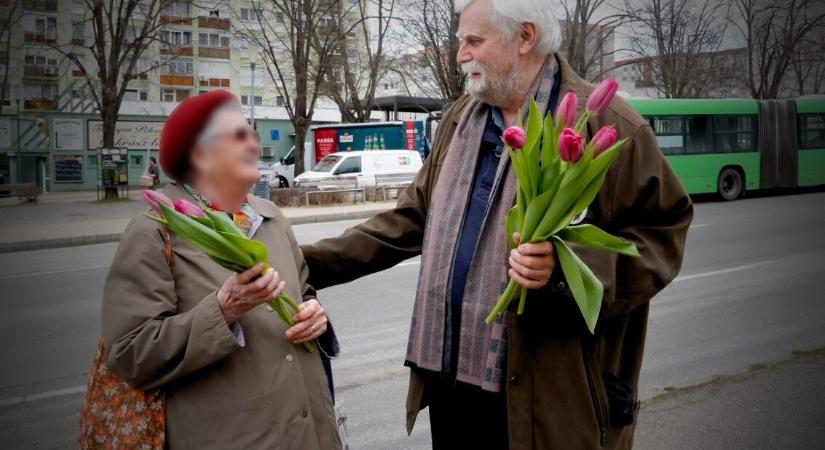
[[583, 348, 610, 447]]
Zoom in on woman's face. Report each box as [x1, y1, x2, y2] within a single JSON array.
[[190, 107, 261, 187]]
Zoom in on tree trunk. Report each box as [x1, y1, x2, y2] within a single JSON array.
[[101, 104, 120, 200], [294, 121, 309, 176]]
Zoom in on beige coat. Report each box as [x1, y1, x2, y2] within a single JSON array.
[[102, 184, 341, 450]]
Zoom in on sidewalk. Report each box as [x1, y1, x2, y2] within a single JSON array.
[[0, 190, 394, 253], [634, 348, 825, 450]]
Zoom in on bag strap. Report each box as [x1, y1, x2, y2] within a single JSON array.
[[158, 227, 173, 269]]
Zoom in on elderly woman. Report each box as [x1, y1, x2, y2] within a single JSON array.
[[102, 90, 341, 449]]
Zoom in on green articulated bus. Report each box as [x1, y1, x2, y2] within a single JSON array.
[[626, 98, 825, 200]]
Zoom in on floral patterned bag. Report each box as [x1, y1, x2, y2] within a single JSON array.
[[78, 229, 172, 450]]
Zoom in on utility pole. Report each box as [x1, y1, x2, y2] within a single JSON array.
[[15, 97, 21, 183]]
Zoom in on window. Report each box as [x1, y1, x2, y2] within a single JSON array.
[[799, 114, 825, 150], [162, 88, 191, 102], [131, 155, 143, 166], [276, 95, 284, 107], [162, 58, 193, 75], [712, 116, 755, 153], [161, 30, 192, 48], [198, 32, 229, 48], [23, 83, 58, 100], [240, 7, 263, 22], [649, 116, 684, 155], [0, 50, 8, 66], [275, 12, 285, 23], [208, 10, 220, 18], [32, 16, 57, 38], [685, 116, 710, 154], [24, 53, 58, 67], [241, 95, 262, 106], [334, 156, 361, 175], [72, 22, 84, 40], [124, 89, 149, 102], [162, 0, 190, 16]]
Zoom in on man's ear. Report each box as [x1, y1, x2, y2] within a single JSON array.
[[519, 22, 539, 56]]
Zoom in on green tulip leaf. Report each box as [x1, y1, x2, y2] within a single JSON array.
[[505, 206, 523, 249], [204, 209, 245, 236], [552, 236, 603, 334], [557, 224, 640, 256]]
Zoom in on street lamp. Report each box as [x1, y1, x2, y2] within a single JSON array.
[[248, 41, 259, 128]]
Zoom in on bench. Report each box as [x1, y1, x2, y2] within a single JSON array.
[[375, 173, 416, 201], [0, 183, 41, 204], [298, 176, 365, 206]]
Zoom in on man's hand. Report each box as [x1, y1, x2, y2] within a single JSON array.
[[509, 233, 556, 290], [285, 299, 329, 344]]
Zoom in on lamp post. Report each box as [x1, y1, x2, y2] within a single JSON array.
[[15, 97, 21, 183], [248, 41, 259, 128]]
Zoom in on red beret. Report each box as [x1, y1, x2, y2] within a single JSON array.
[[159, 89, 238, 180]]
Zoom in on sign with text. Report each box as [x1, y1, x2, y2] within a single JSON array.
[[314, 128, 337, 164], [54, 154, 84, 183], [88, 121, 163, 150], [53, 118, 84, 150]]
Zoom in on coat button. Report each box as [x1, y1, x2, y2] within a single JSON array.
[[510, 376, 518, 385], [300, 409, 308, 418], [285, 354, 294, 362], [556, 281, 567, 291]]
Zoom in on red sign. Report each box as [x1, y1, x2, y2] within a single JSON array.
[[313, 129, 337, 164], [405, 121, 416, 151]]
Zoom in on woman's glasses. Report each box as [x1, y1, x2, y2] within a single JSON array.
[[217, 126, 260, 143]]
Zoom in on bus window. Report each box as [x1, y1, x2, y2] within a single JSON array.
[[799, 114, 825, 149], [650, 117, 684, 155], [713, 116, 756, 153], [685, 116, 710, 154]]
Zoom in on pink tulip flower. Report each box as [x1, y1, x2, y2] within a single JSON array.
[[586, 78, 619, 116], [502, 126, 526, 149], [173, 199, 206, 218], [591, 125, 618, 157], [142, 189, 173, 214], [556, 92, 577, 128], [558, 128, 584, 163]]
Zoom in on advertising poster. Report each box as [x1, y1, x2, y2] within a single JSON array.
[[314, 128, 337, 163], [53, 118, 84, 150]]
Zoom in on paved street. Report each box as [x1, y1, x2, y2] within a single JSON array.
[[1, 191, 824, 449]]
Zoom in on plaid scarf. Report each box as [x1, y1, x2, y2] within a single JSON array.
[[405, 56, 559, 392], [183, 184, 263, 238]]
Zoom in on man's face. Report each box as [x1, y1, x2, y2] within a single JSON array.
[[457, 0, 523, 106]]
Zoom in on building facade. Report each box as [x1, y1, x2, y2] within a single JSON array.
[[0, 0, 355, 191]]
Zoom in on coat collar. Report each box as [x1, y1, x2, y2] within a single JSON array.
[[160, 183, 279, 219]]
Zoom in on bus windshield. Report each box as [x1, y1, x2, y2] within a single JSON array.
[[313, 154, 343, 172]]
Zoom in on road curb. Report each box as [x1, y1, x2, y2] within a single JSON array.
[[0, 207, 390, 254]]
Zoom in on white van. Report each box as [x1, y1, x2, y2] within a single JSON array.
[[293, 150, 423, 187]]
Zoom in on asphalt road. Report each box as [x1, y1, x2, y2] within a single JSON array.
[[1, 192, 824, 449]]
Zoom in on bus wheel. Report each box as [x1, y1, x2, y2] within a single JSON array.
[[277, 176, 289, 188], [718, 168, 743, 201]]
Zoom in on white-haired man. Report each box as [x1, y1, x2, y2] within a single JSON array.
[[302, 0, 693, 448]]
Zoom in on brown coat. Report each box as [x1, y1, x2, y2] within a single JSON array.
[[301, 55, 693, 449], [102, 184, 341, 450]]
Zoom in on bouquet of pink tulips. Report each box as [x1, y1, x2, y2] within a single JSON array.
[[142, 190, 315, 352], [485, 79, 640, 333]]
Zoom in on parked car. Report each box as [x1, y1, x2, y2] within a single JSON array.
[[293, 150, 423, 187]]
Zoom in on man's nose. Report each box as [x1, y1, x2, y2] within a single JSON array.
[[457, 42, 471, 64]]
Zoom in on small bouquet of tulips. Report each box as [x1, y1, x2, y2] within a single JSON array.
[[485, 79, 640, 333], [142, 190, 315, 352]]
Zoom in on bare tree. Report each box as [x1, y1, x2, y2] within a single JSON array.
[[621, 0, 729, 98], [318, 0, 397, 123], [0, 0, 22, 116], [237, 0, 339, 176], [790, 23, 825, 96], [560, 0, 623, 82], [396, 0, 463, 102], [731, 0, 825, 99], [44, 0, 176, 197]]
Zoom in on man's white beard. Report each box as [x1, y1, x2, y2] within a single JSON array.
[[463, 53, 524, 107]]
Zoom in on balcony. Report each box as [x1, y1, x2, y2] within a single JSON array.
[[24, 32, 57, 44], [160, 74, 194, 86], [160, 46, 193, 56], [160, 15, 192, 26], [199, 77, 230, 88], [24, 99, 58, 110], [199, 47, 229, 59], [23, 0, 57, 12], [23, 65, 58, 78], [198, 16, 230, 31]]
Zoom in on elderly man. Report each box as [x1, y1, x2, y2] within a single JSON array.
[[302, 0, 692, 448]]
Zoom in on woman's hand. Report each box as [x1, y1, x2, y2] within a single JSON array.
[[217, 263, 285, 325], [285, 299, 328, 344]]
